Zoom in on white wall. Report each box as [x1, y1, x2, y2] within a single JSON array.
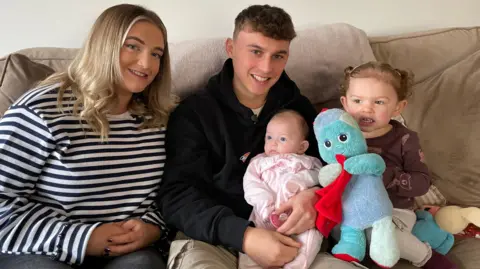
[[1, 0, 480, 57]]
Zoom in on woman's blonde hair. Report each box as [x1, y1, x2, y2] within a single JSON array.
[[39, 4, 174, 140]]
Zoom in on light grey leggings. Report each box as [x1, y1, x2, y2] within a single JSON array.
[[0, 247, 166, 269]]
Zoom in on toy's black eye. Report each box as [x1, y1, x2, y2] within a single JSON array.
[[324, 140, 332, 148], [338, 134, 348, 143]]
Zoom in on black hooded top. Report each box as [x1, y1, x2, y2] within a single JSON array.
[[158, 59, 320, 252]]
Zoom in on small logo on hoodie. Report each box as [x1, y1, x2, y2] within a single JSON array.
[[240, 152, 251, 163]]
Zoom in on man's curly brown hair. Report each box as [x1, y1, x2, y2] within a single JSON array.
[[233, 5, 296, 41]]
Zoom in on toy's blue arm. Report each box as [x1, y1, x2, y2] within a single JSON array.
[[344, 153, 386, 176], [415, 210, 433, 221]]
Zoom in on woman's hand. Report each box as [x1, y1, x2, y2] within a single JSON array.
[[275, 187, 319, 235], [86, 222, 127, 256], [106, 219, 161, 256]]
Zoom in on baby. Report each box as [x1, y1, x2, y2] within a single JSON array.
[[238, 110, 323, 269], [340, 61, 456, 269]]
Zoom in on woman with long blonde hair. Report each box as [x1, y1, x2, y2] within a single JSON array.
[[0, 4, 174, 269]]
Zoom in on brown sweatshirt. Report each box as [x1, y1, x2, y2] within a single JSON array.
[[366, 120, 431, 209]]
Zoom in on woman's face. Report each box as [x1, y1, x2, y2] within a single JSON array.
[[119, 20, 165, 96]]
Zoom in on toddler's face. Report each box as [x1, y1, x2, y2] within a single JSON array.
[[264, 116, 308, 156], [341, 77, 406, 138]]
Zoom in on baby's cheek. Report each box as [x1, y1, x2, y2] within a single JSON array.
[[278, 144, 292, 154]]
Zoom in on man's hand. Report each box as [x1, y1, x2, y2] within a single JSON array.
[[275, 187, 319, 235], [86, 222, 127, 257], [107, 219, 161, 256], [243, 227, 301, 268]]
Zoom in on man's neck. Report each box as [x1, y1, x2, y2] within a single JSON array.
[[237, 94, 266, 109], [232, 79, 267, 109]]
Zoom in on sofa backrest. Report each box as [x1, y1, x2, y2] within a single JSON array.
[[0, 23, 375, 116], [370, 27, 480, 207]]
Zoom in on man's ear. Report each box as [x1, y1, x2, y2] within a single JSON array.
[[340, 96, 348, 109], [393, 100, 408, 117], [299, 140, 309, 154], [225, 38, 234, 58]]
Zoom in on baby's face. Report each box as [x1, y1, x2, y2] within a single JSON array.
[[264, 116, 307, 156]]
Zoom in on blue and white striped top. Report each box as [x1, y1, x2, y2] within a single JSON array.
[[0, 84, 167, 265]]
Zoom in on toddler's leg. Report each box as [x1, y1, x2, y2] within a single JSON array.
[[392, 208, 417, 232], [394, 209, 457, 269], [283, 229, 323, 269], [394, 226, 457, 269], [392, 208, 431, 266], [366, 210, 457, 269], [395, 227, 432, 266]]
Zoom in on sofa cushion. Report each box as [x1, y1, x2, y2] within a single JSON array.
[[169, 38, 227, 99], [14, 47, 77, 72], [413, 51, 480, 207], [0, 53, 54, 116], [286, 23, 376, 108], [371, 237, 480, 269], [169, 23, 376, 107], [447, 237, 480, 269], [370, 27, 480, 207]]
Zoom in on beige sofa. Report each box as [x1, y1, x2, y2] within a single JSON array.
[[1, 23, 479, 269]]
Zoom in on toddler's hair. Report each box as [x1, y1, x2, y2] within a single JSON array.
[[340, 61, 414, 101]]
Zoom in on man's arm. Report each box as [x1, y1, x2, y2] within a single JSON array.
[[157, 104, 251, 252]]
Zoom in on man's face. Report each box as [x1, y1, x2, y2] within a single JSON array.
[[226, 27, 290, 106]]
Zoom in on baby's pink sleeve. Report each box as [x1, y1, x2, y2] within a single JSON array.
[[243, 159, 276, 221]]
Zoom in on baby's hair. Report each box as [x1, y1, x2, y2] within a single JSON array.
[[340, 61, 414, 101], [271, 109, 309, 139]]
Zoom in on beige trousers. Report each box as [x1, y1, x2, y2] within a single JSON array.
[[167, 233, 368, 269]]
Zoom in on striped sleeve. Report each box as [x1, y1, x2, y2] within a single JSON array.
[[0, 106, 100, 265], [140, 202, 167, 231]]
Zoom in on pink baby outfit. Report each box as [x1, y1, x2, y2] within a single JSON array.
[[238, 153, 324, 269]]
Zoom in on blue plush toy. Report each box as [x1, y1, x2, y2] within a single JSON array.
[[412, 210, 455, 255], [313, 108, 400, 268]]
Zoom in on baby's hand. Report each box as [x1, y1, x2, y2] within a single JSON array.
[[318, 163, 342, 186], [270, 210, 291, 229]]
